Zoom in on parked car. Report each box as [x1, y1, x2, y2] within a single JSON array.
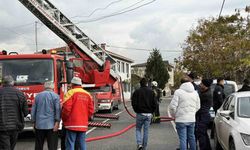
[[214, 92, 250, 150]]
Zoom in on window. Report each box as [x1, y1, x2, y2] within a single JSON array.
[[0, 59, 54, 85], [111, 64, 116, 71], [228, 97, 235, 111], [222, 96, 234, 110], [126, 63, 129, 74], [238, 97, 250, 118], [56, 60, 64, 82], [121, 62, 125, 73], [117, 61, 120, 72]]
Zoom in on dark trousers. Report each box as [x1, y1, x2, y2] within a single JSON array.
[[0, 130, 18, 150], [35, 129, 58, 150], [196, 113, 212, 150], [152, 102, 160, 123], [155, 102, 160, 117]]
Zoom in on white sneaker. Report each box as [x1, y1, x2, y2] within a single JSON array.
[[137, 145, 143, 150]]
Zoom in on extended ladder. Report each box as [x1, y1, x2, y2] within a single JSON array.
[[18, 0, 117, 77]]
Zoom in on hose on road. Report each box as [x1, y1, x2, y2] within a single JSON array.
[[85, 78, 174, 142]]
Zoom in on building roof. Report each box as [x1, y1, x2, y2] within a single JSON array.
[[132, 60, 173, 68], [106, 50, 134, 63]]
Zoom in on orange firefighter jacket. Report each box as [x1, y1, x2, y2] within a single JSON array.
[[62, 86, 94, 131]]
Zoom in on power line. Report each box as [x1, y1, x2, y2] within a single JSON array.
[[110, 0, 146, 15], [76, 0, 155, 23], [219, 0, 226, 17], [71, 0, 124, 18], [106, 45, 182, 52]]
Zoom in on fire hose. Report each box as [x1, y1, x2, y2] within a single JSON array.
[[86, 77, 174, 142]]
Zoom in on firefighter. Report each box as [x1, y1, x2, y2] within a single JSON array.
[[151, 81, 161, 123]]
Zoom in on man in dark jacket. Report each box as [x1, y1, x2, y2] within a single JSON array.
[[238, 79, 250, 92], [0, 75, 28, 150], [213, 78, 225, 114], [196, 79, 213, 150], [132, 78, 156, 150]]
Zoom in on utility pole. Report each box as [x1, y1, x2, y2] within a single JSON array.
[[35, 21, 38, 52]]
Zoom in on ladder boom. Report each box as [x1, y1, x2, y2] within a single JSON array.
[[18, 0, 116, 68]]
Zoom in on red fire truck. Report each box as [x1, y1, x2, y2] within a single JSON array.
[[47, 47, 122, 113], [0, 0, 120, 129]]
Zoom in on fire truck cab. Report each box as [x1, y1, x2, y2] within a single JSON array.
[[0, 51, 74, 129]]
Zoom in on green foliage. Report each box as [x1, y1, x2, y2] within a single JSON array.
[[181, 7, 250, 81], [145, 48, 170, 89]]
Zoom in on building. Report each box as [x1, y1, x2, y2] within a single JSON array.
[[101, 44, 134, 100]]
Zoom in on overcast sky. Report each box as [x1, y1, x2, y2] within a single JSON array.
[[0, 0, 248, 64]]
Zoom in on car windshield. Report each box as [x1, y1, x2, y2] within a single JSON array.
[[0, 59, 54, 85], [238, 97, 250, 118], [86, 85, 111, 93]]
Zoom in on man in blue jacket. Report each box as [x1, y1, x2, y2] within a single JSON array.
[[31, 81, 61, 150]]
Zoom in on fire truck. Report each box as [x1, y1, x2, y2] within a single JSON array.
[[47, 47, 122, 113], [0, 0, 120, 129]]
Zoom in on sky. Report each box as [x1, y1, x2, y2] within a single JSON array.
[[0, 0, 248, 64]]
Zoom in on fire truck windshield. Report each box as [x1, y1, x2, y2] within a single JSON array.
[[0, 59, 54, 85]]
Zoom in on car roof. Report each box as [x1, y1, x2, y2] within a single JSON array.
[[194, 79, 237, 85], [231, 91, 250, 97]]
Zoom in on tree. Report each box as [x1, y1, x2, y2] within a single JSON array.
[[131, 73, 142, 91], [145, 48, 170, 89], [181, 7, 250, 81]]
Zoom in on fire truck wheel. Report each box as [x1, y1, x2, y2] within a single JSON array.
[[114, 104, 119, 110], [109, 103, 113, 113]]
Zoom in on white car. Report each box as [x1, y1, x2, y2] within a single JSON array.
[[214, 92, 250, 150]]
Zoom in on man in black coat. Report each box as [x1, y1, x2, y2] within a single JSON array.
[[213, 78, 225, 114], [196, 79, 213, 150], [132, 78, 156, 150], [0, 75, 28, 150], [238, 79, 250, 92]]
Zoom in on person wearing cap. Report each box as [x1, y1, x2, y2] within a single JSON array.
[[238, 78, 250, 92], [213, 77, 225, 114], [169, 77, 200, 150], [31, 81, 61, 150], [62, 77, 94, 150], [0, 75, 28, 150], [195, 79, 213, 150], [151, 81, 161, 123]]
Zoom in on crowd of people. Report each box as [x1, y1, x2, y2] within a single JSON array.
[[0, 76, 94, 150], [169, 73, 250, 150], [0, 73, 249, 150]]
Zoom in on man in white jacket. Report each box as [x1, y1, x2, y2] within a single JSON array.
[[169, 79, 200, 150]]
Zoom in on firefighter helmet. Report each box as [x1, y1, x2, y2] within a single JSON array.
[[151, 81, 158, 87]]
